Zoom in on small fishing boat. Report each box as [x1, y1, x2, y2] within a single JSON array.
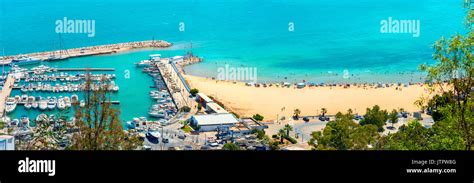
[[79, 100, 85, 108]]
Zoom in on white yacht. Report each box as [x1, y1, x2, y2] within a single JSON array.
[[64, 96, 71, 108], [5, 97, 17, 113], [39, 100, 48, 110], [57, 97, 66, 110], [10, 55, 41, 66], [79, 100, 85, 108], [47, 97, 57, 110]]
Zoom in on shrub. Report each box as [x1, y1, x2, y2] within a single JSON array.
[[222, 143, 241, 150], [231, 112, 240, 118], [253, 114, 264, 121], [181, 106, 191, 112], [197, 103, 202, 111], [190, 88, 199, 96], [253, 129, 266, 139]]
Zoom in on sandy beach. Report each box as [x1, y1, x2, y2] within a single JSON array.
[[184, 75, 434, 121]]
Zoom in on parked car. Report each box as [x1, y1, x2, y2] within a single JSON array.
[[303, 117, 310, 122]]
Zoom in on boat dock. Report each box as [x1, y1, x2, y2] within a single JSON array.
[[155, 59, 196, 111], [1, 40, 172, 65], [0, 76, 15, 117]]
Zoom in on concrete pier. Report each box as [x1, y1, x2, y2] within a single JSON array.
[[2, 40, 172, 65], [0, 76, 15, 117]]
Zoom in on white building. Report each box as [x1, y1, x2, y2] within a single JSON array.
[[205, 102, 228, 114], [190, 113, 239, 132], [0, 135, 15, 150]]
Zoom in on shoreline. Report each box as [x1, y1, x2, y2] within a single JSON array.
[[182, 74, 436, 121]]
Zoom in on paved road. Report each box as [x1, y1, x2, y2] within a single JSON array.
[[292, 121, 328, 143]]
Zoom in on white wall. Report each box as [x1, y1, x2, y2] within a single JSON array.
[[0, 136, 15, 150]]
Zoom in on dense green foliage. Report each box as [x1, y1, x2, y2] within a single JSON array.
[[359, 105, 388, 132], [253, 114, 264, 121], [309, 112, 379, 150], [222, 143, 241, 150], [190, 88, 199, 96]]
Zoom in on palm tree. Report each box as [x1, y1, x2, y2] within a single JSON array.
[[347, 108, 353, 115], [278, 129, 286, 144], [321, 108, 327, 117], [293, 109, 301, 119], [284, 124, 293, 137], [399, 108, 405, 113]]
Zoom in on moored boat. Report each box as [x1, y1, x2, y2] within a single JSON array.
[[47, 97, 57, 110], [5, 97, 17, 113], [39, 100, 48, 110]]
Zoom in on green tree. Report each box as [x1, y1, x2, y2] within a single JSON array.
[[70, 74, 141, 150], [309, 112, 379, 150], [222, 142, 241, 150], [283, 124, 293, 137], [321, 108, 327, 117], [190, 88, 199, 96], [359, 105, 388, 132], [253, 114, 264, 121], [388, 109, 399, 128], [418, 1, 474, 149], [378, 121, 430, 150], [277, 129, 286, 144], [293, 109, 301, 119]]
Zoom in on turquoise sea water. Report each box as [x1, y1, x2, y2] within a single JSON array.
[[0, 0, 467, 121]]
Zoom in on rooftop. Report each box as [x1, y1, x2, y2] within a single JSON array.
[[197, 93, 214, 103], [0, 135, 14, 140], [192, 113, 239, 126]]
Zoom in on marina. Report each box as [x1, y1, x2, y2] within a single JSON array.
[[0, 63, 125, 129]]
